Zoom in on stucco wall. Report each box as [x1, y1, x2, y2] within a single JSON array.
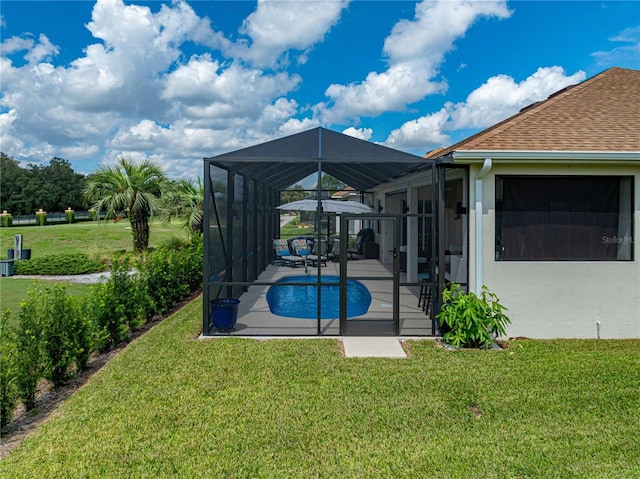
[[469, 163, 640, 339]]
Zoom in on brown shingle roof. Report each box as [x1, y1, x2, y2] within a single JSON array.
[[425, 67, 640, 158]]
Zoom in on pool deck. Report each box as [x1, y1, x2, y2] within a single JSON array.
[[218, 258, 435, 337]]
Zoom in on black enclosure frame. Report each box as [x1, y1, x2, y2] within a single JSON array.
[[202, 127, 458, 336]]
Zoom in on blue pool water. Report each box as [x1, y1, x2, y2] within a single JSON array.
[[266, 275, 371, 319]]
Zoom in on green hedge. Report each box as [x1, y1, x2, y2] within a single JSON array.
[[35, 212, 47, 226], [0, 235, 203, 432], [14, 253, 105, 275], [0, 215, 12, 227]]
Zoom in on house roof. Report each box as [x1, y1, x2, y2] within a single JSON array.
[[331, 187, 357, 199], [426, 67, 640, 159], [206, 127, 432, 191]]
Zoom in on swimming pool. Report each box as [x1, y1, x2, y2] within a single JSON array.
[[266, 275, 372, 319]]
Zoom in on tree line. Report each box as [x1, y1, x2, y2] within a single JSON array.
[[1, 153, 204, 253], [1, 151, 347, 253], [1, 153, 86, 215]]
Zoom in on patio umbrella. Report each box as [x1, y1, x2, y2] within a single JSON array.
[[277, 199, 374, 214], [278, 199, 374, 249]]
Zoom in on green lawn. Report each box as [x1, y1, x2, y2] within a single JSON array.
[[0, 220, 189, 322], [0, 278, 93, 320], [1, 298, 638, 478], [0, 219, 188, 259]]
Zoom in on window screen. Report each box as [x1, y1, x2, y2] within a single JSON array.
[[496, 176, 633, 261]]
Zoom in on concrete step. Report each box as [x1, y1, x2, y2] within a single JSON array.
[[342, 337, 407, 358]]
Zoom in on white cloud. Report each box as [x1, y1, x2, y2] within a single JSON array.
[[0, 0, 311, 178], [384, 110, 451, 150], [256, 98, 300, 132], [161, 55, 301, 126], [324, 62, 447, 122], [609, 25, 640, 44], [0, 35, 35, 56], [277, 117, 320, 137], [383, 0, 511, 65], [24, 34, 59, 64], [591, 26, 640, 69], [235, 0, 350, 68], [449, 66, 586, 129], [58, 144, 101, 162], [342, 127, 372, 141], [62, 0, 201, 113], [318, 0, 511, 123], [385, 66, 586, 151], [0, 0, 611, 181]]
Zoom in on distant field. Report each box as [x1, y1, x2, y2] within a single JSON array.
[[0, 219, 189, 259], [0, 278, 93, 321], [0, 220, 190, 321]]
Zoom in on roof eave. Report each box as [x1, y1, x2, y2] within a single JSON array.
[[450, 150, 640, 164]]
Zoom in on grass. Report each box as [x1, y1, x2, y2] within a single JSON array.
[[0, 278, 93, 319], [0, 220, 189, 322], [280, 226, 315, 238], [1, 298, 638, 478], [0, 219, 188, 260]]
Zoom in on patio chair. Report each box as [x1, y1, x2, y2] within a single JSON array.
[[331, 237, 341, 261], [417, 272, 432, 315], [273, 239, 305, 268], [290, 238, 312, 271], [346, 233, 362, 259], [346, 228, 377, 259], [308, 239, 329, 267]]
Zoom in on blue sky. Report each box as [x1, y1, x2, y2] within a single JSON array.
[[1, 0, 639, 181]]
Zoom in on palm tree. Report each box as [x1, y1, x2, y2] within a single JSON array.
[[159, 177, 204, 235], [83, 158, 168, 252]]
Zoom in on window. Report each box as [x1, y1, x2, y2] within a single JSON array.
[[496, 176, 633, 261]]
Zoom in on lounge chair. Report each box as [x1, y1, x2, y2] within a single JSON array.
[[273, 239, 305, 268], [290, 238, 312, 271]]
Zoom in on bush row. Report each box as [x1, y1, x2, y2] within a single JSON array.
[[14, 253, 105, 275], [0, 235, 203, 433]]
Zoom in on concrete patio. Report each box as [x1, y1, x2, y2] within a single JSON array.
[[213, 258, 435, 337]]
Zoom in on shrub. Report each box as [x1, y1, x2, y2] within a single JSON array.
[[0, 313, 18, 432], [137, 249, 174, 315], [87, 255, 152, 351], [1, 214, 12, 227], [184, 233, 204, 292], [137, 235, 203, 315], [1, 237, 204, 430], [15, 285, 47, 410], [87, 280, 129, 353], [65, 210, 75, 224], [111, 257, 150, 331], [87, 260, 135, 352], [74, 299, 99, 372], [35, 211, 47, 226], [14, 253, 105, 275], [159, 236, 188, 251], [436, 283, 510, 349], [42, 285, 79, 388]]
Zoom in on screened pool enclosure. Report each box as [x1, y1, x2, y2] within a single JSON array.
[[203, 127, 467, 336]]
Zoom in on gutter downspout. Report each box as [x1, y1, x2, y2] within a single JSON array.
[[475, 159, 492, 295]]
